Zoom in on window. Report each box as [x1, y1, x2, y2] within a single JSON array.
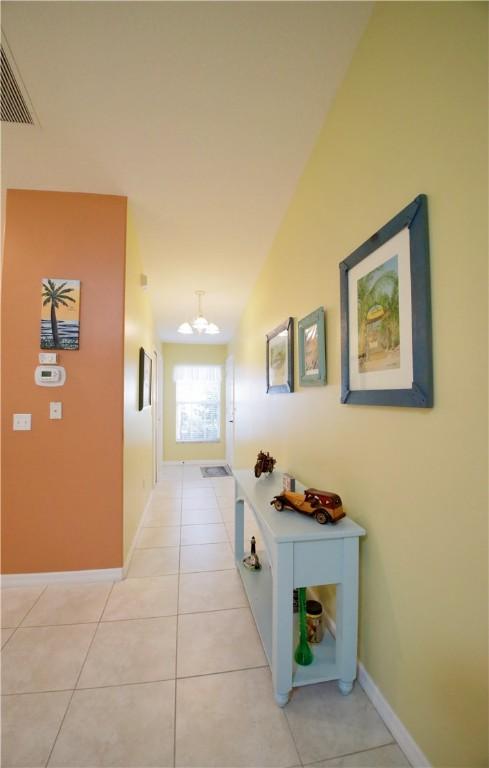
[[174, 365, 221, 442]]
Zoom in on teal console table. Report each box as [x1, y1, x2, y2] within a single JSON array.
[[233, 469, 366, 707]]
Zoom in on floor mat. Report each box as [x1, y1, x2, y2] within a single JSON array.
[[200, 465, 232, 478]]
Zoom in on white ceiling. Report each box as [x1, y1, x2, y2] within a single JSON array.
[[2, 1, 371, 343]]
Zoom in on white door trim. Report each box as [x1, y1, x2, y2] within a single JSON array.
[[153, 348, 163, 482], [225, 354, 235, 468]]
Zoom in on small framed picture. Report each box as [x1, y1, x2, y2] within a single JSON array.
[[41, 278, 81, 350], [138, 347, 152, 410], [266, 317, 294, 394], [298, 307, 326, 386]]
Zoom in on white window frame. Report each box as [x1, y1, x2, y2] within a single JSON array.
[[174, 365, 221, 444]]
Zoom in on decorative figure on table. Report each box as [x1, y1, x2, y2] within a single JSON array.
[[271, 488, 345, 525], [243, 536, 261, 570], [254, 450, 276, 478], [306, 599, 324, 644], [283, 473, 296, 492], [294, 587, 313, 666]]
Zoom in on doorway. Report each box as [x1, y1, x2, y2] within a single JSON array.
[[225, 354, 235, 468]]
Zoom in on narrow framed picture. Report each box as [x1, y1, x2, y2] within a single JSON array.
[[298, 307, 326, 386], [138, 347, 152, 410], [41, 278, 80, 350], [266, 317, 294, 394], [340, 194, 432, 407]]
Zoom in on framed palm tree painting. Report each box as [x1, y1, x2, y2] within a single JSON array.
[[340, 195, 433, 407], [41, 279, 80, 350]]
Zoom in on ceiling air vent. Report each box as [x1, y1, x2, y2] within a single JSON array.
[[1, 45, 33, 124]]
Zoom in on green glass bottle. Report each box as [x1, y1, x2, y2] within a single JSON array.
[[294, 587, 313, 666]]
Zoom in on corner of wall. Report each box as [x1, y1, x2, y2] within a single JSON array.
[[123, 208, 158, 562]]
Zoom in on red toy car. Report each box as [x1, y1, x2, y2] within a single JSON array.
[[270, 488, 345, 525]]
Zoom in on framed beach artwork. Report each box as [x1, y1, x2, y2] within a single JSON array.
[[138, 347, 152, 410], [266, 317, 294, 394], [41, 278, 80, 350], [340, 194, 432, 407], [298, 307, 326, 386]]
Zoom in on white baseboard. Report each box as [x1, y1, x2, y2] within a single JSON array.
[[123, 493, 153, 577], [319, 606, 430, 768], [357, 660, 430, 767], [3, 490, 156, 587], [1, 568, 123, 588], [160, 459, 227, 467]]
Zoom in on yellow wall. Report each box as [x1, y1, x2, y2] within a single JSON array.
[[123, 210, 157, 561], [231, 4, 488, 767], [162, 343, 227, 462]]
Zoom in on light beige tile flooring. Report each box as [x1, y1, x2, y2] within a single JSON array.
[[1, 465, 411, 767]]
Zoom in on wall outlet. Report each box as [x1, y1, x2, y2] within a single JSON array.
[[13, 413, 31, 431], [49, 402, 62, 420]]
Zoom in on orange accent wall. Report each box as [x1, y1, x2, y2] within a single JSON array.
[[1, 190, 127, 574]]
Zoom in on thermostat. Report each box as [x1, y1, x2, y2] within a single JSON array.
[[34, 365, 66, 387]]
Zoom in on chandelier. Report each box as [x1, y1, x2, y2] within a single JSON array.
[[178, 290, 220, 335]]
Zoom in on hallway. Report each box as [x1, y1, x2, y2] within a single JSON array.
[[1, 464, 409, 767]]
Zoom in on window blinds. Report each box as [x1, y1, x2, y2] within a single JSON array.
[[174, 365, 221, 443]]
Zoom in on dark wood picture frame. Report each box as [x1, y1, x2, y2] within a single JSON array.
[[266, 317, 294, 394], [340, 194, 433, 407], [138, 347, 152, 410]]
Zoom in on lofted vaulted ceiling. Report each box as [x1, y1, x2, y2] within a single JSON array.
[[1, 1, 371, 342]]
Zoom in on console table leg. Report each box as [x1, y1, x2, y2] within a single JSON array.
[[234, 498, 245, 561], [274, 692, 289, 707], [272, 541, 293, 708], [338, 679, 354, 695], [336, 538, 359, 693]]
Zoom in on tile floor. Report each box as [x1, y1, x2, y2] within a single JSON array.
[[1, 464, 411, 767]]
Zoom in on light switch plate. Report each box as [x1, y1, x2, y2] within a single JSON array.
[[13, 413, 31, 431], [39, 352, 57, 364], [50, 402, 62, 420]]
